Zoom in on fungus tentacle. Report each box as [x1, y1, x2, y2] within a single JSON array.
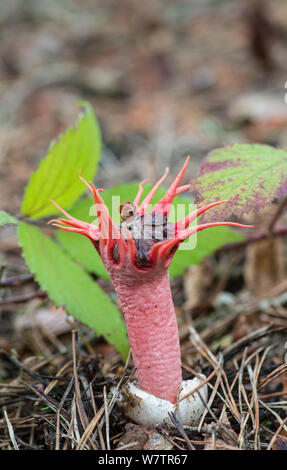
[[174, 200, 228, 234], [151, 221, 252, 268], [134, 177, 151, 206], [121, 225, 139, 270], [175, 184, 191, 196], [152, 155, 190, 216], [49, 200, 100, 242]]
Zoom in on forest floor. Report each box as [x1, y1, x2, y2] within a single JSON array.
[[0, 0, 287, 450]]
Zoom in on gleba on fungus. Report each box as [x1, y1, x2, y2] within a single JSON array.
[[49, 156, 250, 427]]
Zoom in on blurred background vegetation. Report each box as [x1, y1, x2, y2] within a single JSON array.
[[1, 0, 287, 218]]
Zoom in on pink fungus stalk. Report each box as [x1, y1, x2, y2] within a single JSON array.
[[49, 156, 250, 405]]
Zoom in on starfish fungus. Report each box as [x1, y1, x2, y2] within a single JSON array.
[[49, 156, 250, 422]]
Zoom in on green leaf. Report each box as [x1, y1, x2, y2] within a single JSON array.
[[0, 211, 18, 226], [190, 144, 287, 222], [56, 230, 110, 280], [59, 182, 244, 278], [21, 102, 101, 219], [18, 222, 129, 359]]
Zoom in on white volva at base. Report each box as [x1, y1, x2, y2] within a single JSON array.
[[117, 377, 208, 427]]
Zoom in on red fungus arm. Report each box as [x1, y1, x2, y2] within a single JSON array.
[[111, 269, 182, 403]]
